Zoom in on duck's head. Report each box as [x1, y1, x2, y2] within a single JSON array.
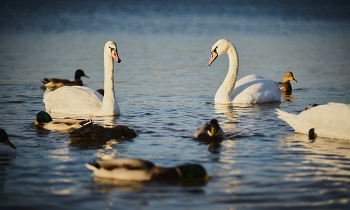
[[284, 71, 297, 83], [105, 41, 121, 63], [209, 119, 221, 137], [209, 39, 232, 66], [34, 111, 53, 125], [0, 128, 16, 149], [177, 164, 210, 180], [75, 69, 89, 80]]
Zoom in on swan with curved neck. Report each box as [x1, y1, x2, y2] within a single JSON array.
[[43, 41, 121, 116], [209, 39, 282, 104]]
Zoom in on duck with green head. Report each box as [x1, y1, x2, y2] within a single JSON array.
[[0, 128, 16, 149], [34, 111, 90, 131], [86, 158, 209, 181]]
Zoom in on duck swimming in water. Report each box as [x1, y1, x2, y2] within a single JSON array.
[[278, 71, 297, 94], [41, 69, 89, 88], [33, 111, 90, 131], [194, 119, 225, 138], [86, 158, 209, 181], [70, 120, 137, 142]]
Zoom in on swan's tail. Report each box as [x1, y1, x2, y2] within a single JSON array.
[[275, 109, 314, 134]]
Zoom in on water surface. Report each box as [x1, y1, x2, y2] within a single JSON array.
[[0, 0, 350, 209]]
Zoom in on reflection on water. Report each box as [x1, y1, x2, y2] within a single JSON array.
[[88, 176, 208, 194], [280, 133, 350, 182], [281, 92, 295, 102]]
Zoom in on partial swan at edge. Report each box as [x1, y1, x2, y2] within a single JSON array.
[[275, 102, 350, 140]]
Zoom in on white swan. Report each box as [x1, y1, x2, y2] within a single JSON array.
[[209, 39, 282, 104], [276, 103, 350, 140], [43, 41, 121, 116]]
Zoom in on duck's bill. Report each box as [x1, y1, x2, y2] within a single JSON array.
[[83, 74, 90, 78], [292, 79, 297, 83], [210, 126, 217, 137], [5, 139, 16, 149], [208, 51, 218, 66], [33, 121, 39, 125]]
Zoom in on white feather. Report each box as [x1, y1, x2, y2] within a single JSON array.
[[276, 102, 350, 140]]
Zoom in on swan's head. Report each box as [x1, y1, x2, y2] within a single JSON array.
[[284, 71, 297, 83], [105, 41, 121, 63], [209, 39, 232, 66]]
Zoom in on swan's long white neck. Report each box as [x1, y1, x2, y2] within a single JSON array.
[[214, 44, 239, 104], [99, 51, 118, 115]]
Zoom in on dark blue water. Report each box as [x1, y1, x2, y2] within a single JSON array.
[[0, 0, 350, 209]]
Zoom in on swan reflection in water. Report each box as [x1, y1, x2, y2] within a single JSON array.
[[278, 132, 350, 182]]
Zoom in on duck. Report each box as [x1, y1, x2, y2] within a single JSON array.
[[0, 128, 16, 149], [43, 41, 121, 116], [275, 102, 350, 140], [278, 71, 297, 94], [194, 119, 225, 138], [33, 111, 91, 131], [85, 158, 209, 181], [70, 120, 137, 141], [209, 39, 282, 104], [41, 69, 89, 88]]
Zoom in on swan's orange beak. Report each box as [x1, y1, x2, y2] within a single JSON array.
[[112, 49, 121, 63], [208, 51, 218, 66]]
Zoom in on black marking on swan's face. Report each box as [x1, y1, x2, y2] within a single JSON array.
[[109, 46, 116, 53], [108, 44, 121, 63]]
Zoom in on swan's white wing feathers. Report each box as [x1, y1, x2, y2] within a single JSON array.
[[231, 74, 281, 104], [44, 86, 103, 115]]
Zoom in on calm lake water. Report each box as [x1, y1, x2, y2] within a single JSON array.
[[1, 0, 350, 209]]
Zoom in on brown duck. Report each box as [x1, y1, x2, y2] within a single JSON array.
[[70, 121, 136, 142], [41, 69, 89, 88], [279, 71, 297, 94]]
